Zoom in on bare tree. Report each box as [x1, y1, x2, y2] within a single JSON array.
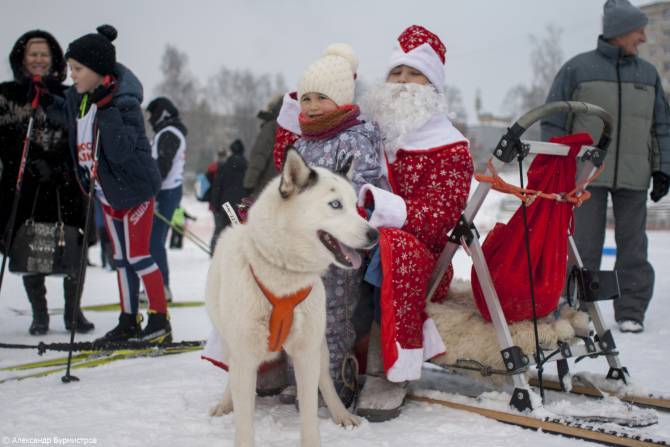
[[503, 25, 564, 131], [181, 100, 232, 173], [154, 44, 200, 111], [152, 46, 289, 175], [152, 45, 226, 177], [207, 67, 287, 150]]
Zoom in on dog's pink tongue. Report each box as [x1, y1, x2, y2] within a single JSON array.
[[339, 243, 362, 269]]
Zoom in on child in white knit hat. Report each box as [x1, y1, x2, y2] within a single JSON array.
[[292, 43, 382, 187], [286, 43, 385, 408]]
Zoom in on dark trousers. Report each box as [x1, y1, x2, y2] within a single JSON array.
[[210, 211, 230, 256], [98, 226, 113, 268], [150, 185, 182, 288], [573, 187, 654, 323], [23, 273, 79, 314], [169, 228, 184, 249]]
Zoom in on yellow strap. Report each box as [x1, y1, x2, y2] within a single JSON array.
[[79, 94, 89, 118]]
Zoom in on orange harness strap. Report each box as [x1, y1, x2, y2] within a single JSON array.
[[250, 267, 313, 352], [474, 159, 605, 207]]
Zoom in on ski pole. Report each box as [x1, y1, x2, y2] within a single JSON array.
[[62, 125, 101, 384], [517, 155, 545, 403], [155, 209, 210, 248], [153, 210, 210, 254], [0, 75, 43, 296], [153, 210, 211, 256]]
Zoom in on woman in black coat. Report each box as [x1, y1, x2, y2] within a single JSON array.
[[0, 30, 93, 335]]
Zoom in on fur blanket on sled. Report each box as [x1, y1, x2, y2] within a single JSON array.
[[427, 279, 590, 386]]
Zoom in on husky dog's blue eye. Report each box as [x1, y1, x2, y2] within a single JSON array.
[[329, 200, 342, 209]]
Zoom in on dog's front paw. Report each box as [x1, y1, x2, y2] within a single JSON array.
[[209, 399, 233, 417], [330, 409, 361, 427]]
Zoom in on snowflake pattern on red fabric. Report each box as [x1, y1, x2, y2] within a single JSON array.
[[392, 144, 473, 255], [380, 229, 434, 350], [379, 143, 473, 365], [273, 126, 300, 172], [398, 25, 446, 63]]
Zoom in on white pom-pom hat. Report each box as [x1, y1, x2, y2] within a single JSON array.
[[297, 43, 358, 106]]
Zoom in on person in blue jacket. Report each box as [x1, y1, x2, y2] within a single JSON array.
[[41, 25, 171, 343]]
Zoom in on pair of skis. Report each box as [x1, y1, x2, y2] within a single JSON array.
[[10, 300, 204, 316], [0, 343, 204, 384]]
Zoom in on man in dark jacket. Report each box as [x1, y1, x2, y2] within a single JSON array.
[[542, 0, 670, 333], [146, 97, 187, 301], [209, 139, 247, 253], [243, 96, 282, 196], [0, 29, 93, 335]]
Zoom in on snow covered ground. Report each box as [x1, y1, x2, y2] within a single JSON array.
[[1, 193, 669, 446]]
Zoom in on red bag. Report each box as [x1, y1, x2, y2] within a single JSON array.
[[471, 133, 593, 322]]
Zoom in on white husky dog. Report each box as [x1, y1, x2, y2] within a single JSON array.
[[206, 148, 378, 447]]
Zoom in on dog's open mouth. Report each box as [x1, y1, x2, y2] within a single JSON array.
[[317, 230, 362, 269]]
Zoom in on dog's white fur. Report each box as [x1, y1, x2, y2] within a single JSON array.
[[206, 149, 376, 447]]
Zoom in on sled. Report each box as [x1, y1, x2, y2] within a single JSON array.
[[413, 102, 670, 445]]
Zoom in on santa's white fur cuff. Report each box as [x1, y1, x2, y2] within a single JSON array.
[[358, 184, 407, 229]]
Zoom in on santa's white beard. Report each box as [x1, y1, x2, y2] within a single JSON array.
[[360, 82, 446, 153]]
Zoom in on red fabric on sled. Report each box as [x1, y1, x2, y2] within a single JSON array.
[[471, 133, 593, 322]]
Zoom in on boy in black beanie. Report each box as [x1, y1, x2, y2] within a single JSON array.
[[41, 25, 171, 343]]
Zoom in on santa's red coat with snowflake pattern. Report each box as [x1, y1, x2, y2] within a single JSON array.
[[273, 126, 300, 172], [376, 141, 473, 381]]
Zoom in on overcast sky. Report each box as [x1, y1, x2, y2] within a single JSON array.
[[0, 0, 649, 122]]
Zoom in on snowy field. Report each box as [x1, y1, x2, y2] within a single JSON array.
[[1, 192, 669, 447]]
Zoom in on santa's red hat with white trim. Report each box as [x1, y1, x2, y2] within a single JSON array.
[[386, 25, 446, 93]]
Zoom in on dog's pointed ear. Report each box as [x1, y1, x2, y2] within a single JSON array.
[[279, 148, 317, 198], [337, 155, 355, 181]]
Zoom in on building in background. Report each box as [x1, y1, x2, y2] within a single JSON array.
[[467, 90, 513, 170], [639, 1, 670, 97]]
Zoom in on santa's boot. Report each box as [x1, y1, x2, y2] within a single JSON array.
[[356, 322, 407, 422]]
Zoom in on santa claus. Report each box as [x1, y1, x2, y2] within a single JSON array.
[[355, 25, 474, 421]]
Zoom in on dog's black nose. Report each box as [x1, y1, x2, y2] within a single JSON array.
[[367, 228, 379, 245]]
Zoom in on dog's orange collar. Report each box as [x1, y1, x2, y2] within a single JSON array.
[[250, 266, 312, 352]]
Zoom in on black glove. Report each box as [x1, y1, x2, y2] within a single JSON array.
[[30, 159, 54, 183], [650, 171, 670, 202], [26, 76, 53, 109], [89, 76, 117, 109]]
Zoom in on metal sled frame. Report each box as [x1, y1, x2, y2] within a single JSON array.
[[427, 101, 628, 412]]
